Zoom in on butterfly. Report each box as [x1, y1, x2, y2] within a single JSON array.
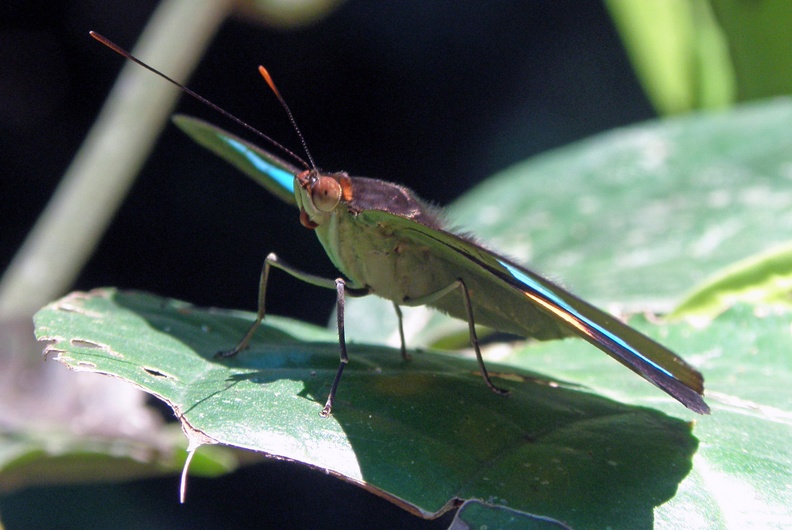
[[91, 32, 710, 417]]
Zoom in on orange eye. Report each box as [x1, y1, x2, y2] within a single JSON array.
[[311, 177, 342, 212]]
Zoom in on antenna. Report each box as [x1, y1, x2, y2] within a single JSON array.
[[89, 31, 311, 170], [258, 66, 317, 171]]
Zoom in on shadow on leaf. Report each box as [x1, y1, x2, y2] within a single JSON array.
[[37, 288, 699, 529]]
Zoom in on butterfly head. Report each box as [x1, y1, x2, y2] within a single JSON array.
[[295, 169, 351, 230]]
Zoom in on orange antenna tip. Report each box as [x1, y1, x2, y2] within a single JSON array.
[[257, 65, 316, 170], [258, 66, 281, 99], [89, 31, 125, 56]]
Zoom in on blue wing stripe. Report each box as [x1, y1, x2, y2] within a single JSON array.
[[224, 137, 294, 194], [497, 259, 676, 380]]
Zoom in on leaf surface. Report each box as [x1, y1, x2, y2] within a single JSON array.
[[36, 288, 706, 527]]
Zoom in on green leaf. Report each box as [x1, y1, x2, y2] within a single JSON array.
[[345, 98, 792, 348], [671, 241, 792, 320], [710, 1, 792, 102], [35, 288, 704, 528], [503, 304, 792, 528], [0, 425, 233, 494], [450, 500, 571, 529], [0, 319, 236, 496], [605, 0, 735, 114], [452, 99, 792, 307], [608, 1, 792, 113]]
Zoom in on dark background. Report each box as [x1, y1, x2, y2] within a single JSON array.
[[0, 1, 653, 528]]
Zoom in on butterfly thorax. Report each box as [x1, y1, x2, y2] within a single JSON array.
[[295, 171, 449, 300]]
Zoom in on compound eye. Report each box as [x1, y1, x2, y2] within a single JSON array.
[[311, 177, 342, 212]]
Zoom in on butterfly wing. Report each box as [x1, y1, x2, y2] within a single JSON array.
[[357, 209, 709, 414], [172, 115, 299, 206]]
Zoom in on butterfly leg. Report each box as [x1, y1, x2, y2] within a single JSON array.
[[217, 253, 336, 358], [320, 278, 350, 417], [404, 278, 510, 396], [216, 252, 370, 417], [323, 278, 372, 417], [391, 303, 410, 360]]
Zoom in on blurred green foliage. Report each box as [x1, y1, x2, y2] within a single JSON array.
[[607, 0, 792, 115]]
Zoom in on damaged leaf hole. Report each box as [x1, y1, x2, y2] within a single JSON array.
[[71, 338, 103, 349], [69, 338, 124, 358], [42, 347, 65, 360], [54, 304, 82, 313], [55, 302, 103, 318], [142, 367, 177, 381]]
